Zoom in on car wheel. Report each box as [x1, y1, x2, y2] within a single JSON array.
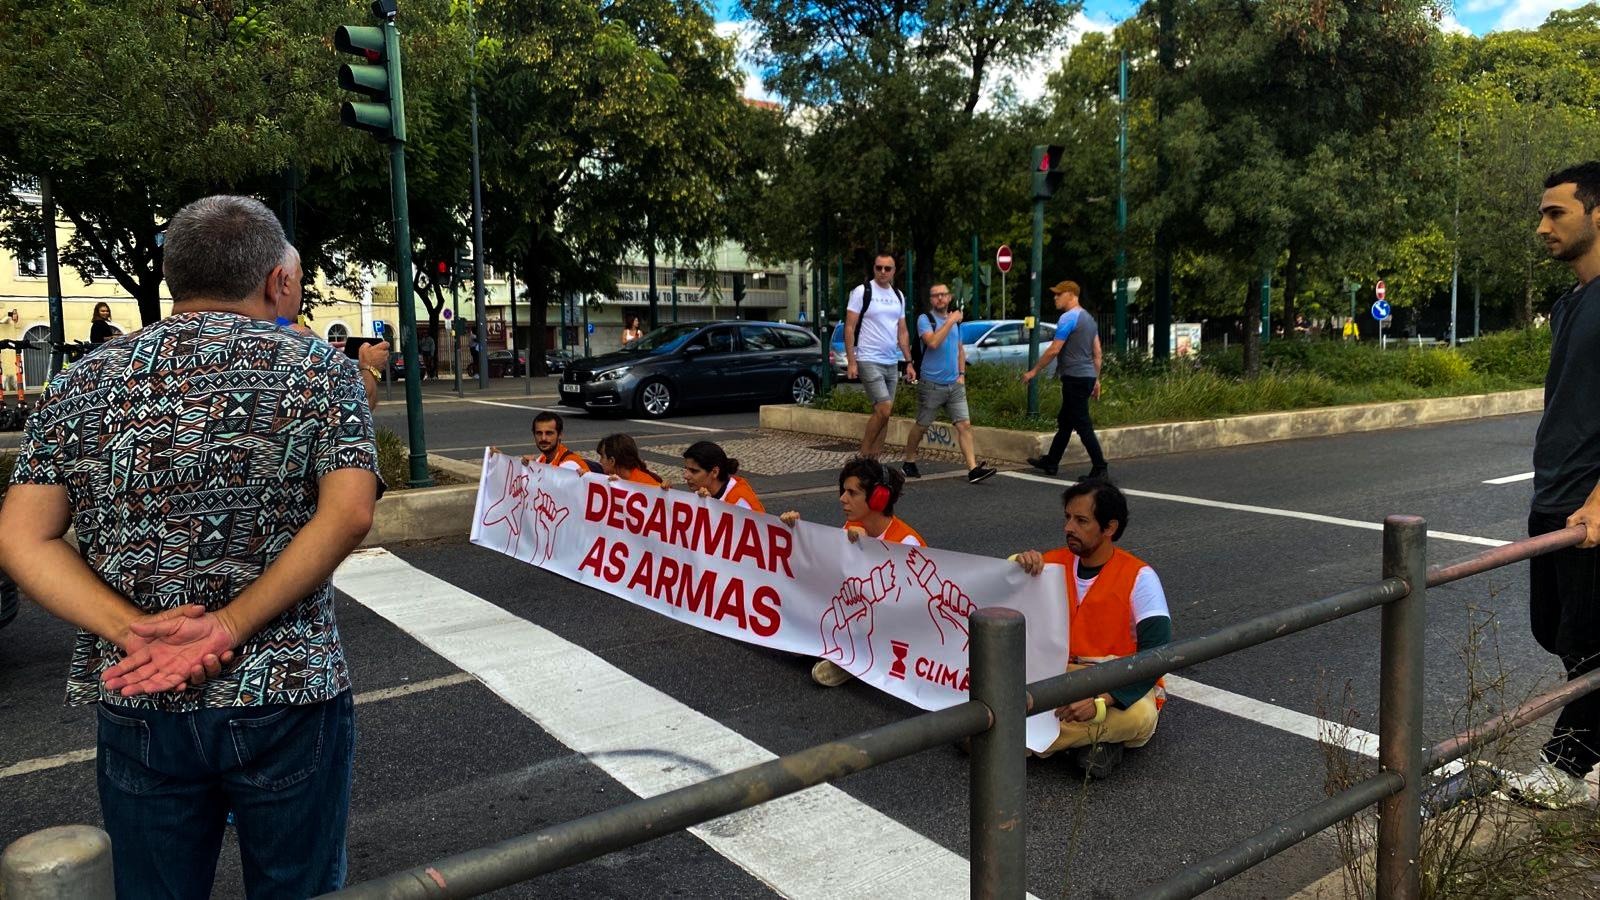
[[790, 372, 819, 405], [636, 378, 675, 418]]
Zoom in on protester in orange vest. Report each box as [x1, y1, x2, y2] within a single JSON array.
[[521, 411, 590, 473], [683, 440, 763, 512], [596, 433, 664, 487], [1012, 479, 1172, 778], [781, 456, 926, 687]]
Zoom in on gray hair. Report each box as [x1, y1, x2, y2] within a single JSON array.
[[162, 195, 288, 303]]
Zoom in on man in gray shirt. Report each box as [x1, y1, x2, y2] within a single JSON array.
[[1023, 280, 1107, 480], [1501, 161, 1600, 809]]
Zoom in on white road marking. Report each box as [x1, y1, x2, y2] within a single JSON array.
[[1000, 471, 1510, 547], [452, 398, 727, 433], [335, 548, 1021, 900], [1165, 676, 1377, 758], [624, 418, 722, 432], [0, 673, 475, 782], [1483, 471, 1534, 485]]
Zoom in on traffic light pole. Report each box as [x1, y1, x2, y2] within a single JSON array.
[[381, 20, 431, 488], [1027, 193, 1045, 417], [451, 247, 463, 399], [1115, 49, 1130, 356]]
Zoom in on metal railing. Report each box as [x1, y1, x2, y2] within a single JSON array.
[[5, 516, 1592, 900]]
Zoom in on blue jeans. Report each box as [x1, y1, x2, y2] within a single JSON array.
[[96, 691, 356, 900]]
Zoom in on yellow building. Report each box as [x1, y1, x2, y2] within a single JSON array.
[[0, 195, 389, 389]]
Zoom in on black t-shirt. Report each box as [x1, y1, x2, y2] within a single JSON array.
[[1534, 277, 1600, 513], [90, 319, 116, 344]]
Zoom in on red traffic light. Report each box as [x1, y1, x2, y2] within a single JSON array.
[[436, 261, 448, 274]]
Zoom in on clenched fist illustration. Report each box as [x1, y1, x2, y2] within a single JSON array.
[[819, 560, 897, 672], [907, 548, 975, 649], [530, 489, 570, 564]]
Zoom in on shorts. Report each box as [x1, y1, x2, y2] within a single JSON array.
[[916, 380, 970, 427], [859, 361, 900, 405]]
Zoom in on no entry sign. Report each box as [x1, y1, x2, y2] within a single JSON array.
[[996, 245, 1013, 274]]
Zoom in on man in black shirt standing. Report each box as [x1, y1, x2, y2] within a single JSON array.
[[1502, 161, 1600, 809]]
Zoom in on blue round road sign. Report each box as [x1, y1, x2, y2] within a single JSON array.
[[587, 322, 595, 335], [1371, 299, 1392, 321]]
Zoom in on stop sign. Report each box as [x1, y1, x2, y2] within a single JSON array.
[[996, 244, 1013, 273], [1375, 280, 1387, 301]]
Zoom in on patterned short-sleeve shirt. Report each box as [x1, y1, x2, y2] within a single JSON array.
[[11, 311, 381, 711]]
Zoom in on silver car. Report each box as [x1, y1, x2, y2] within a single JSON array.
[[960, 319, 1057, 367]]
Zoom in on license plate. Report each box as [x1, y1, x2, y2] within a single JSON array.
[[561, 383, 581, 394]]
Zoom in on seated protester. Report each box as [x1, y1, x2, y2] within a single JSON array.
[[682, 440, 763, 512], [781, 456, 925, 687], [597, 433, 663, 486], [1012, 479, 1172, 778], [521, 411, 590, 473]]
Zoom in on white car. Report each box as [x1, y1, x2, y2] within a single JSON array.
[[960, 319, 1058, 367]]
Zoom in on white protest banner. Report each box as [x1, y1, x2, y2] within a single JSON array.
[[470, 449, 1071, 751]]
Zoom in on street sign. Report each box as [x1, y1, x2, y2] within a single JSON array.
[[1375, 280, 1387, 301], [587, 322, 595, 335], [996, 245, 1013, 274], [442, 309, 453, 320], [1371, 299, 1392, 321], [373, 319, 386, 336]]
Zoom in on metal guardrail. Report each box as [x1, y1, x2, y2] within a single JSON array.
[[5, 518, 1592, 899]]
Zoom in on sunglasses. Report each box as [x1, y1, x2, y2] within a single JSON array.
[[874, 265, 895, 272]]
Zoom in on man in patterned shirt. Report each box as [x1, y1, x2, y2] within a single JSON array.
[[0, 195, 381, 899]]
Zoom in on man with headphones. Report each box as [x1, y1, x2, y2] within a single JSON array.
[[782, 456, 926, 686]]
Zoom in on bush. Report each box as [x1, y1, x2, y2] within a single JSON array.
[[377, 427, 409, 490], [1401, 348, 1474, 388], [1461, 326, 1551, 383]]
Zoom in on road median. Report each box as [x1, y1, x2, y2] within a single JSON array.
[[760, 388, 1542, 465]]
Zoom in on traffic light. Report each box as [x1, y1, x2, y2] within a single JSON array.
[[335, 4, 406, 142], [454, 257, 475, 283], [732, 273, 746, 311], [1031, 144, 1066, 199], [434, 259, 452, 287]]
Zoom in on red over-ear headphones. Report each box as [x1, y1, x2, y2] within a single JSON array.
[[867, 482, 891, 513]]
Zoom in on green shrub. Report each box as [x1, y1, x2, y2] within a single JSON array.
[[1461, 326, 1551, 383], [376, 428, 409, 490], [1401, 348, 1475, 388]]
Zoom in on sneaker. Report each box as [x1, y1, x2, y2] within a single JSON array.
[[967, 463, 997, 484], [902, 461, 922, 478], [1497, 762, 1590, 810], [1079, 466, 1108, 481], [1027, 456, 1058, 477], [811, 659, 855, 687], [1072, 742, 1125, 779]]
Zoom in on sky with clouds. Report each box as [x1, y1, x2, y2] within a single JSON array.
[[713, 1, 1594, 102]]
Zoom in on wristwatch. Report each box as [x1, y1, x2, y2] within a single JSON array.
[[361, 365, 382, 380]]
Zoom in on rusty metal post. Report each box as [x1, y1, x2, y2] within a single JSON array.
[[1, 825, 114, 900], [969, 607, 1027, 900], [1377, 515, 1426, 900]]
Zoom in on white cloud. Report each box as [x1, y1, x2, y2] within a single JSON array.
[[1462, 0, 1508, 13], [1436, 12, 1474, 35], [1497, 0, 1588, 29], [995, 13, 1118, 107], [715, 20, 777, 103]]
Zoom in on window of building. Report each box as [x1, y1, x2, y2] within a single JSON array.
[[326, 323, 350, 344]]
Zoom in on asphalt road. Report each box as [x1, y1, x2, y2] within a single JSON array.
[[0, 410, 1568, 899]]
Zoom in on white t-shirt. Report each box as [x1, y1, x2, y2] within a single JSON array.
[[847, 282, 905, 365], [1073, 565, 1169, 627]]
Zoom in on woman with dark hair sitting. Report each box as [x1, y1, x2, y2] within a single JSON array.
[[597, 433, 663, 486], [681, 440, 764, 512]]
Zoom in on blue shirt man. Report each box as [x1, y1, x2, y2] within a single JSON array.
[[1023, 280, 1108, 479], [901, 284, 996, 484]]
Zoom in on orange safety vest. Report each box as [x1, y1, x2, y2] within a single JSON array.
[[623, 467, 663, 487], [542, 444, 591, 474], [1043, 546, 1166, 710], [844, 517, 926, 546], [718, 476, 765, 513]]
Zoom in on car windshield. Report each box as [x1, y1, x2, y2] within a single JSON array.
[[961, 321, 998, 344], [831, 323, 844, 344], [625, 323, 702, 353]]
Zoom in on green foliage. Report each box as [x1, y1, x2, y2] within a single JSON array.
[[0, 451, 13, 505], [818, 330, 1545, 431], [376, 427, 409, 492]]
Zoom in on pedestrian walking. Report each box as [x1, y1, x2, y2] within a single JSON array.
[[0, 195, 380, 898], [89, 301, 118, 345], [901, 283, 995, 484], [844, 253, 915, 458], [1499, 161, 1600, 809], [1023, 280, 1108, 480]]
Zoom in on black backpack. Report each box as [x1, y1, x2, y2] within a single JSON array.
[[854, 281, 923, 368]]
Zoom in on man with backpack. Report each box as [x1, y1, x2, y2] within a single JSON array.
[[902, 283, 996, 484], [845, 253, 916, 457]]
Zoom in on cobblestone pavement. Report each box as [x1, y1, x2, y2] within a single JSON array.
[[640, 432, 966, 477]]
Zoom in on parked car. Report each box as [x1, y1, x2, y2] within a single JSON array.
[[960, 319, 1057, 367], [829, 322, 849, 380], [545, 349, 575, 373], [487, 349, 528, 378], [560, 320, 823, 418]]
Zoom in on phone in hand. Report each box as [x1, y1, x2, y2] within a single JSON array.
[[343, 336, 386, 360]]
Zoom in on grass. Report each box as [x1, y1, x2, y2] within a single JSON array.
[[815, 327, 1551, 431], [377, 427, 467, 489]]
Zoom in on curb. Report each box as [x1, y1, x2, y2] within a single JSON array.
[[361, 454, 482, 548], [759, 388, 1543, 465]]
